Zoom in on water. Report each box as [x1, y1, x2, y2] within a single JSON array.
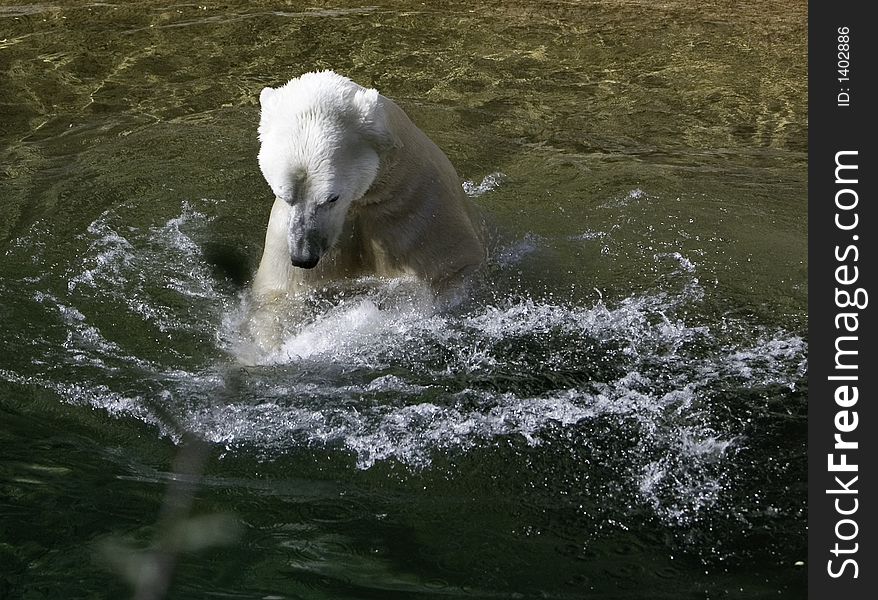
[[1, 1, 807, 597]]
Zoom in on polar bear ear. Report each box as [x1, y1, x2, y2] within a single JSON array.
[[259, 86, 276, 107], [353, 87, 400, 153]]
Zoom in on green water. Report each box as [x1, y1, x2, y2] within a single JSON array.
[[1, 1, 807, 598]]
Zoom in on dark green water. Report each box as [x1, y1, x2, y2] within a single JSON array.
[[1, 1, 807, 598]]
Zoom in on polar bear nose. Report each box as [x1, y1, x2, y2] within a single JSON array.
[[291, 256, 320, 269]]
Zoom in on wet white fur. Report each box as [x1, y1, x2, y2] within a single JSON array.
[[252, 70, 485, 300]]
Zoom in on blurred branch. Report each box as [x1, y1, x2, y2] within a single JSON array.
[[132, 435, 210, 600]]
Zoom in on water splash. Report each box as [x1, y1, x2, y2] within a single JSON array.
[[0, 197, 807, 528], [65, 200, 226, 333], [463, 172, 506, 197]]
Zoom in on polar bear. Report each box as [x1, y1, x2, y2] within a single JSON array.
[[251, 70, 486, 302]]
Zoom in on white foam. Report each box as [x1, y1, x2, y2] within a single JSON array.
[[655, 251, 696, 272], [570, 229, 608, 242], [600, 187, 650, 208], [2, 196, 808, 527], [638, 427, 735, 525], [185, 389, 599, 469], [279, 296, 418, 362], [32, 290, 154, 370], [462, 172, 506, 197], [67, 219, 135, 292], [66, 201, 227, 333]]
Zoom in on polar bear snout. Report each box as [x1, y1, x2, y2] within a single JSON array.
[[291, 256, 320, 269], [288, 228, 328, 269], [287, 209, 330, 270]]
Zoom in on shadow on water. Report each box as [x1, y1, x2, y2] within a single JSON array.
[[201, 241, 254, 288]]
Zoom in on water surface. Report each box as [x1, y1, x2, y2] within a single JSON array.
[[1, 1, 807, 597]]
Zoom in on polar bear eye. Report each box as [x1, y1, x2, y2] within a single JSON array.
[[326, 194, 340, 204]]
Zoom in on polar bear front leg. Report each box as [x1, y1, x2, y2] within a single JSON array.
[[236, 197, 298, 358], [253, 197, 298, 299]]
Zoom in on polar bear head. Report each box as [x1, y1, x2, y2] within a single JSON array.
[[257, 71, 396, 268]]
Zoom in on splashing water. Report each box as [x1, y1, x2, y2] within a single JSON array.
[[1, 190, 806, 528], [463, 172, 506, 197]]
